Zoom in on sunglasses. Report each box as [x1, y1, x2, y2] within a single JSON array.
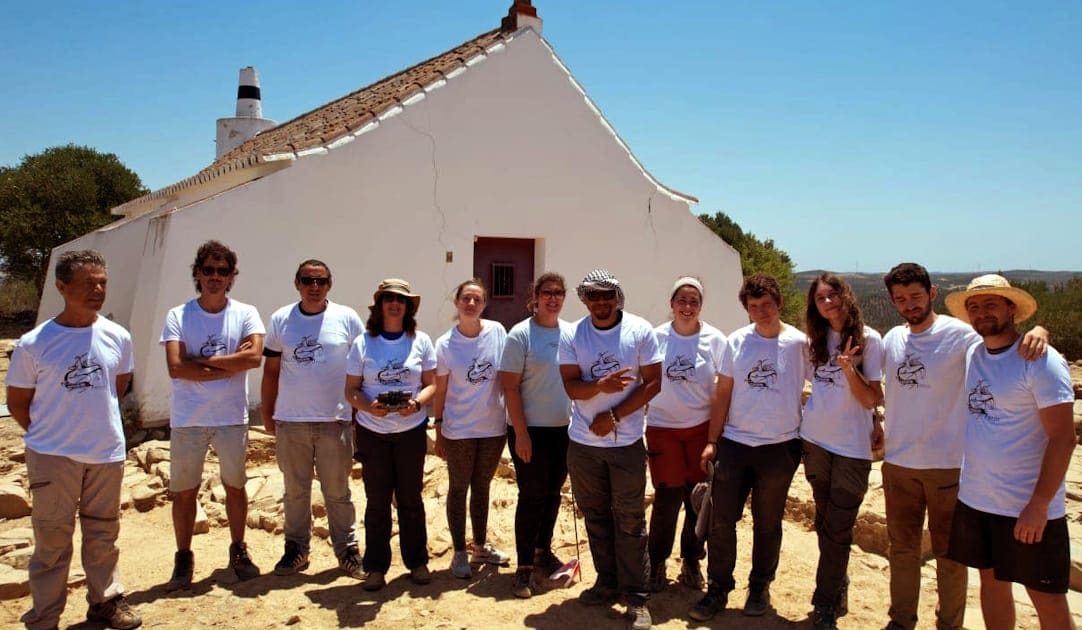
[[540, 289, 566, 298], [584, 289, 617, 302], [200, 265, 233, 277], [299, 277, 330, 286], [381, 294, 410, 304]]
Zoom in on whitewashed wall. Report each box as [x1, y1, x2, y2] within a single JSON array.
[[39, 29, 744, 425]]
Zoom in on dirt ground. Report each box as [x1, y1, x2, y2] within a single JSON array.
[[1, 344, 1080, 629]]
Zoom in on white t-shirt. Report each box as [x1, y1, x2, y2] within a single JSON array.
[[558, 312, 662, 448], [346, 331, 436, 434], [882, 315, 980, 469], [720, 323, 808, 447], [8, 317, 134, 464], [647, 321, 726, 429], [801, 326, 884, 460], [264, 301, 364, 422], [436, 319, 508, 440], [499, 318, 572, 428], [159, 298, 265, 428], [958, 341, 1074, 519]]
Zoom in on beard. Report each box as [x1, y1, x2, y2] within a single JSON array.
[[900, 303, 932, 327], [972, 316, 1012, 337]]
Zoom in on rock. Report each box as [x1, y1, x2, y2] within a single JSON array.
[[146, 446, 170, 467], [194, 502, 210, 535], [350, 463, 363, 480], [145, 475, 164, 491], [153, 462, 171, 486], [210, 481, 227, 504], [286, 615, 301, 625], [244, 477, 266, 501], [1071, 539, 1082, 592], [0, 533, 33, 556], [204, 502, 224, 524], [246, 511, 262, 529], [120, 491, 133, 510], [0, 562, 30, 599], [259, 512, 279, 533], [495, 461, 515, 480], [68, 568, 85, 588], [0, 483, 31, 519], [311, 491, 326, 519], [127, 429, 148, 445], [313, 524, 330, 539], [1, 547, 33, 570], [132, 484, 162, 512]]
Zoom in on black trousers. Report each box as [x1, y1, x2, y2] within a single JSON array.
[[508, 425, 570, 567], [354, 421, 429, 572]]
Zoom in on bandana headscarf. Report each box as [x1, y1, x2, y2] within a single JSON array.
[[576, 269, 625, 309]]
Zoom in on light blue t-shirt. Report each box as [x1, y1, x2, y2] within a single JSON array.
[[499, 317, 572, 428]]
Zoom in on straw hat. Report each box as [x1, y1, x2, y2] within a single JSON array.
[[944, 274, 1037, 323], [372, 278, 421, 311]]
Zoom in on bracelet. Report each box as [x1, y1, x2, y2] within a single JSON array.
[[609, 407, 620, 424], [433, 417, 443, 425]]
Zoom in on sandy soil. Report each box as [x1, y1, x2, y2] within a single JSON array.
[[0, 347, 1080, 629]]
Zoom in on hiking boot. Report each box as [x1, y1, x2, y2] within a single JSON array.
[[647, 560, 666, 592], [512, 567, 533, 599], [451, 550, 472, 578], [229, 541, 260, 581], [86, 595, 142, 630], [678, 558, 704, 590], [165, 550, 194, 591], [363, 570, 385, 591], [410, 564, 432, 585], [688, 584, 727, 621], [626, 597, 652, 630], [743, 584, 770, 616], [578, 581, 619, 606], [274, 541, 309, 576], [533, 548, 564, 576], [813, 605, 838, 630], [338, 546, 364, 580], [472, 542, 510, 566]]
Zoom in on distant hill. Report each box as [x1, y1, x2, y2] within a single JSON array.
[[794, 270, 1082, 336]]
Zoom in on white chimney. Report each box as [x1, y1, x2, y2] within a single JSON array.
[[215, 66, 277, 159]]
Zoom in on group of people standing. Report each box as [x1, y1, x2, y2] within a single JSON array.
[[6, 240, 1075, 630]]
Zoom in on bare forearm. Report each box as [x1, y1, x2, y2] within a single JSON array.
[[613, 379, 660, 418], [563, 377, 601, 400], [199, 351, 261, 372], [844, 370, 881, 409], [169, 356, 232, 381], [1030, 434, 1075, 507], [504, 388, 529, 435]]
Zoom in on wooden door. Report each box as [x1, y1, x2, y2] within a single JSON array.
[[472, 237, 534, 330]]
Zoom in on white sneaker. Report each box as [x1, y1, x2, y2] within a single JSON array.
[[451, 550, 472, 578], [472, 542, 511, 566]]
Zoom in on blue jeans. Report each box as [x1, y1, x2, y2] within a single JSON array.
[[567, 439, 649, 595], [706, 437, 802, 592], [275, 420, 358, 559]]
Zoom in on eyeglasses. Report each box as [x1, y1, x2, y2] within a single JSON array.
[[382, 294, 409, 304], [299, 277, 330, 286], [585, 290, 617, 302], [200, 266, 233, 277], [540, 289, 566, 298]]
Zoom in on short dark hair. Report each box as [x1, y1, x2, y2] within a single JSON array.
[[883, 262, 931, 293], [738, 273, 782, 308], [294, 259, 331, 281], [55, 250, 106, 283], [191, 240, 238, 293]]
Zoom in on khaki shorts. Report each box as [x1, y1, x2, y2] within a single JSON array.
[[170, 424, 249, 491]]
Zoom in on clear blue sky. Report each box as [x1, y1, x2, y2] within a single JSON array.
[[2, 1, 1079, 273]]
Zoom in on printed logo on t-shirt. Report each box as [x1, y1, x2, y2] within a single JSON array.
[[467, 356, 495, 384], [896, 353, 926, 389], [292, 335, 326, 364], [967, 379, 998, 421], [813, 356, 843, 387], [746, 358, 778, 391], [590, 351, 621, 380], [62, 353, 105, 392], [665, 355, 695, 383], [377, 360, 410, 385], [199, 334, 228, 358]]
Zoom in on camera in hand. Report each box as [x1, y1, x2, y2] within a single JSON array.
[[376, 390, 412, 411]]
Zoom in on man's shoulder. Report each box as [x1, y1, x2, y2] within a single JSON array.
[[225, 298, 260, 316], [779, 323, 807, 344], [620, 311, 655, 332], [93, 316, 132, 341], [727, 323, 756, 342], [269, 302, 298, 323]]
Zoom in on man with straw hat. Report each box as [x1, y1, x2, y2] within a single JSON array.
[[944, 274, 1075, 629], [559, 269, 663, 630]]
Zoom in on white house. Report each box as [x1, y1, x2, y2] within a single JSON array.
[[38, 1, 745, 426]]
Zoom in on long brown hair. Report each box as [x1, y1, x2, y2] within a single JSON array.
[[806, 272, 865, 367]]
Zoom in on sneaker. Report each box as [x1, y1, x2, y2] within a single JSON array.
[[512, 567, 533, 598], [274, 541, 309, 576], [533, 548, 564, 576], [165, 550, 194, 591], [688, 584, 727, 621], [410, 564, 432, 585], [338, 547, 364, 580], [229, 541, 260, 581], [678, 558, 704, 590], [86, 595, 142, 630], [472, 542, 510, 566], [578, 581, 619, 606], [626, 598, 652, 630], [362, 570, 385, 591], [743, 584, 770, 616], [647, 560, 666, 592], [813, 605, 838, 630], [451, 550, 472, 578]]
